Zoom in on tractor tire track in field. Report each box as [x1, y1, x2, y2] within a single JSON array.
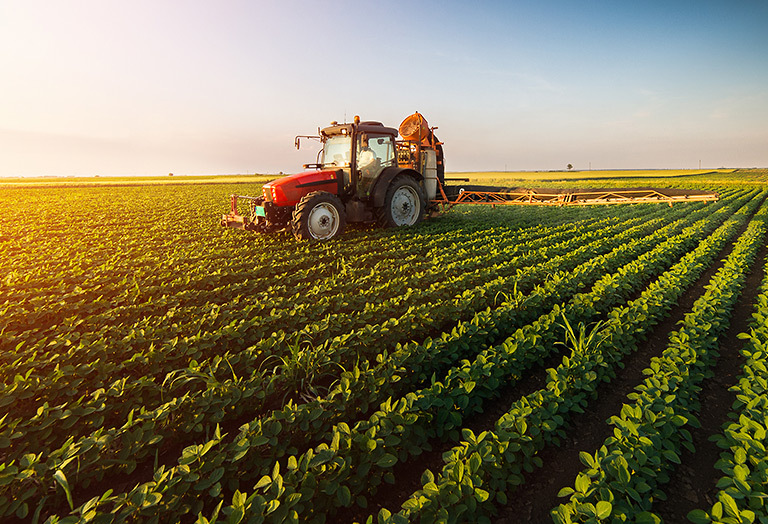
[[492, 204, 761, 524], [652, 239, 768, 523]]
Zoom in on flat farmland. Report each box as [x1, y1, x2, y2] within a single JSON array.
[[1, 169, 768, 524], [455, 168, 735, 182]]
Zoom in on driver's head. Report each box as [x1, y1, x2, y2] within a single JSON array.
[[360, 134, 369, 148]]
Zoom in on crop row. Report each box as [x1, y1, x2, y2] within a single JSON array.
[[1, 211, 601, 352], [6, 187, 725, 360], [1, 213, 619, 385], [216, 194, 731, 484], [3, 212, 629, 397], [1, 192, 631, 348], [127, 199, 710, 520], [367, 191, 766, 524], [176, 189, 747, 504], [688, 218, 768, 523], [4, 211, 644, 456], [0, 206, 682, 520], [552, 197, 768, 523], [31, 194, 762, 520], [0, 208, 670, 466]]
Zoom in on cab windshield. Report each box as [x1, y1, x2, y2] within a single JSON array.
[[322, 135, 352, 168]]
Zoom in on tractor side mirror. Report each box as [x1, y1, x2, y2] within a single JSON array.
[[295, 135, 320, 150]]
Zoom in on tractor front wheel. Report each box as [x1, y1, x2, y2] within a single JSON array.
[[291, 191, 346, 241], [376, 175, 425, 228]]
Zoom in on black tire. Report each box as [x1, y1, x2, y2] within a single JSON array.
[[375, 175, 426, 228], [291, 191, 346, 241]]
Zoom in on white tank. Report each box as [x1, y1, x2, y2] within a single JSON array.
[[421, 149, 437, 200]]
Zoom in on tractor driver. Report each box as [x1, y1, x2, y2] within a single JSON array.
[[357, 134, 382, 196]]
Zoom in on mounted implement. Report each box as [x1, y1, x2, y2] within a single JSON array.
[[222, 113, 718, 240]]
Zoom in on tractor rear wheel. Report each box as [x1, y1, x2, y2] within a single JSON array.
[[291, 191, 346, 240], [376, 175, 425, 228]]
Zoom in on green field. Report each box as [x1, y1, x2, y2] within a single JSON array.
[[2, 169, 768, 523], [0, 168, 749, 189], [0, 174, 274, 187]]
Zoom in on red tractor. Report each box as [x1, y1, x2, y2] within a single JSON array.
[[222, 112, 718, 240], [222, 112, 445, 240]]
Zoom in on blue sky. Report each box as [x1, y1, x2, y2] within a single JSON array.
[[1, 0, 766, 176]]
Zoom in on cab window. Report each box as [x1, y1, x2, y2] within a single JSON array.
[[363, 135, 395, 167]]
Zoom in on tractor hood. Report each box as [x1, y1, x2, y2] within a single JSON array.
[[262, 169, 342, 207]]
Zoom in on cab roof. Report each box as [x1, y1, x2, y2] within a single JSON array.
[[321, 121, 399, 138]]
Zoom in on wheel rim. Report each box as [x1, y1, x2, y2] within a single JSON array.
[[390, 185, 420, 226], [307, 202, 340, 239]]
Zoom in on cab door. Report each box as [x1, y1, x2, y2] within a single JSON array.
[[356, 134, 395, 197]]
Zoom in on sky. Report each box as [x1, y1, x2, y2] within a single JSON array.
[[1, 0, 767, 176]]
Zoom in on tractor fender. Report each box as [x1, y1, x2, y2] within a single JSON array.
[[371, 167, 423, 208]]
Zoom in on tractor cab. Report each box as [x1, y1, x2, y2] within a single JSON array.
[[312, 119, 398, 198]]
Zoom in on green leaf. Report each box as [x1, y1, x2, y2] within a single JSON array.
[[596, 500, 612, 519], [20, 454, 37, 469], [53, 470, 74, 510], [720, 492, 739, 517], [421, 469, 435, 484], [687, 509, 712, 524], [265, 499, 280, 515], [671, 414, 688, 427], [402, 498, 421, 511], [551, 505, 572, 524], [617, 461, 631, 484], [634, 512, 661, 524], [252, 435, 269, 446], [663, 449, 681, 464], [15, 503, 29, 519], [338, 486, 352, 506], [423, 482, 439, 495], [579, 451, 596, 469], [377, 453, 397, 468], [575, 473, 591, 493], [378, 508, 392, 524], [227, 507, 245, 524], [255, 475, 271, 489]]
